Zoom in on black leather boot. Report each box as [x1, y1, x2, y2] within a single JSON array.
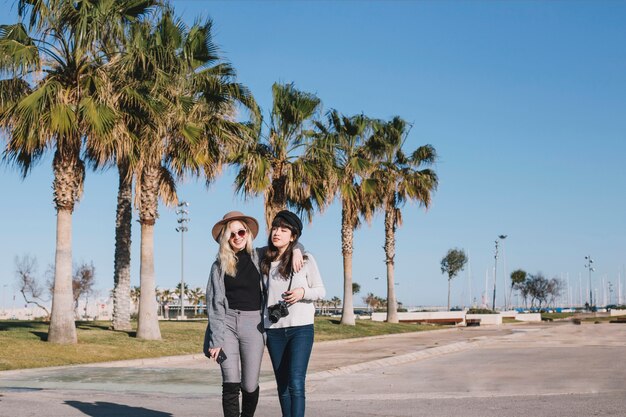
[[241, 386, 259, 417], [222, 382, 240, 417]]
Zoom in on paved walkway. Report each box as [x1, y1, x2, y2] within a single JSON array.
[[1, 321, 625, 416]]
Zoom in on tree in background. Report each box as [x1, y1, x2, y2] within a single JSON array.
[[363, 292, 381, 313], [378, 296, 388, 311], [368, 117, 438, 323], [187, 287, 205, 316], [175, 282, 189, 316], [72, 262, 96, 319], [546, 277, 564, 307], [516, 272, 562, 309], [525, 273, 549, 309], [130, 286, 141, 315], [440, 248, 468, 311], [509, 269, 527, 309], [14, 255, 50, 319], [156, 288, 173, 318]]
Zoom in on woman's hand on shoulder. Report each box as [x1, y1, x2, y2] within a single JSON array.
[[292, 248, 304, 272]]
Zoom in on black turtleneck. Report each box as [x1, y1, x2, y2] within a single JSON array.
[[224, 250, 262, 311]]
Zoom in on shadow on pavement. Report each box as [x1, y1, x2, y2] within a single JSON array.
[[65, 400, 173, 417]]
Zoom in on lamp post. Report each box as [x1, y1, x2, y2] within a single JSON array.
[[491, 235, 507, 311], [176, 202, 190, 319], [584, 255, 594, 309]]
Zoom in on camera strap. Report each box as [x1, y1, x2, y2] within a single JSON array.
[[263, 268, 295, 301], [286, 269, 294, 292]]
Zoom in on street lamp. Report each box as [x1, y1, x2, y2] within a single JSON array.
[[584, 255, 594, 309], [492, 234, 507, 311], [176, 202, 190, 319]]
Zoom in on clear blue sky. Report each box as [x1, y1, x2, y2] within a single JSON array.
[[1, 1, 625, 309]]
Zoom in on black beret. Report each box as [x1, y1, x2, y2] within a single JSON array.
[[274, 210, 303, 236]]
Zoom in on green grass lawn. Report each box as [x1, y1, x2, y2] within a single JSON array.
[[0, 318, 436, 371], [541, 312, 576, 320], [502, 317, 520, 324]]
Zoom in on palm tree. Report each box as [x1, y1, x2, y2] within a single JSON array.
[[313, 111, 376, 325], [80, 2, 176, 333], [155, 287, 173, 317], [130, 285, 141, 314], [188, 287, 204, 315], [363, 292, 380, 313], [368, 117, 438, 323], [375, 296, 387, 311], [110, 10, 257, 340], [233, 82, 325, 231], [174, 282, 189, 315], [76, 0, 160, 333], [0, 0, 149, 343]]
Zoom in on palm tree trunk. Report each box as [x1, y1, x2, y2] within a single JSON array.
[[264, 175, 288, 233], [137, 222, 161, 339], [48, 148, 83, 344], [340, 205, 355, 326], [48, 208, 78, 344], [112, 162, 133, 331], [448, 279, 451, 311], [136, 164, 162, 340], [384, 208, 398, 323]]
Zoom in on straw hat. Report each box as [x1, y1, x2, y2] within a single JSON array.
[[211, 211, 259, 242]]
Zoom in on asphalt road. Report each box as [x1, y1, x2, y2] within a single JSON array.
[[1, 321, 625, 417]]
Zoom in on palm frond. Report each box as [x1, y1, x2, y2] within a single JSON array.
[[0, 23, 41, 75], [158, 164, 178, 207]]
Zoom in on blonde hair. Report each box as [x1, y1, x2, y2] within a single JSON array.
[[217, 221, 254, 277]]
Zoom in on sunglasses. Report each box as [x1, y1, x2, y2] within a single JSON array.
[[229, 229, 247, 239]]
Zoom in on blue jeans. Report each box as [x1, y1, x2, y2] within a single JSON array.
[[265, 324, 314, 417]]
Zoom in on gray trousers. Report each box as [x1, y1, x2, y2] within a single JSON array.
[[221, 309, 265, 393]]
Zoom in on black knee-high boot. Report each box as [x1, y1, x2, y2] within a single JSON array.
[[222, 383, 240, 417], [241, 386, 259, 417]]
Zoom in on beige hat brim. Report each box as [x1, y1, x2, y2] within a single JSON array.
[[211, 211, 259, 242]]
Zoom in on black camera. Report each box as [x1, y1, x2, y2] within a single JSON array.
[[268, 300, 289, 323]]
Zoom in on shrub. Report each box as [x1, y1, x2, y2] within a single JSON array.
[[467, 308, 497, 314]]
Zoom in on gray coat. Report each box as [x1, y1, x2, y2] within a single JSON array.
[[203, 247, 265, 356]]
